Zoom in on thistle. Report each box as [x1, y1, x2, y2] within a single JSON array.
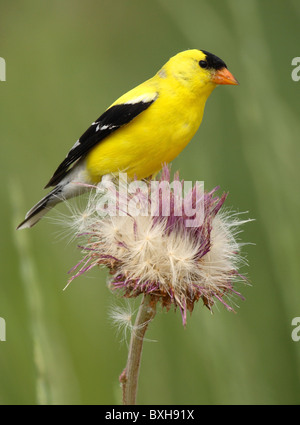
[[67, 165, 251, 404]]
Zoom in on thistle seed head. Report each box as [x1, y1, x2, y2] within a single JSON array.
[[67, 166, 251, 325]]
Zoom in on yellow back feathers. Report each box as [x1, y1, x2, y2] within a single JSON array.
[[86, 49, 238, 181]]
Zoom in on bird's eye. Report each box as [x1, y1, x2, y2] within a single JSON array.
[[199, 60, 208, 69]]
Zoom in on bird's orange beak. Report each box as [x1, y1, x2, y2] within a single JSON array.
[[211, 67, 239, 85]]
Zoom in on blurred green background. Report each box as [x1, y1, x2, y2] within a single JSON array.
[[1, 0, 299, 405]]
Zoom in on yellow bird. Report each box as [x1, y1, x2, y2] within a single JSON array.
[[17, 49, 238, 229]]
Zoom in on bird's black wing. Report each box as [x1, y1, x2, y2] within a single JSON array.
[[45, 96, 158, 188]]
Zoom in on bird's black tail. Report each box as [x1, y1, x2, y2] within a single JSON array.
[[17, 186, 62, 230]]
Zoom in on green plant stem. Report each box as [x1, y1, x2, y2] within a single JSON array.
[[120, 295, 157, 405]]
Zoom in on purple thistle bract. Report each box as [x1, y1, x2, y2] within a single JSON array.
[[68, 165, 249, 325]]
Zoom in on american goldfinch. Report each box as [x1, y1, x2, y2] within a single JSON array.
[[17, 49, 238, 229]]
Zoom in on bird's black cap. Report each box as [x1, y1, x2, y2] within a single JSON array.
[[201, 50, 227, 70]]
